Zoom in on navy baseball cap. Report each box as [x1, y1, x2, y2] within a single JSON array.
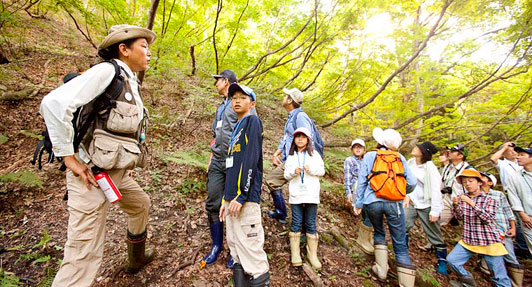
[[514, 146, 532, 155], [228, 83, 256, 102], [212, 70, 237, 84], [447, 144, 468, 158]]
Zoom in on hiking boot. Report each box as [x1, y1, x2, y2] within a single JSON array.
[[479, 258, 490, 275], [507, 263, 524, 287], [201, 216, 224, 266], [450, 275, 476, 287], [233, 263, 249, 287], [125, 230, 155, 274], [355, 224, 374, 255], [435, 244, 448, 275], [418, 242, 433, 251], [306, 233, 322, 270], [267, 190, 287, 223], [372, 245, 389, 281], [289, 232, 303, 266], [396, 262, 416, 287], [248, 272, 270, 287]]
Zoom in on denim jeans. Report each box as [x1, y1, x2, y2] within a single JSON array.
[[502, 236, 520, 266], [365, 201, 411, 265], [362, 208, 373, 227], [447, 243, 511, 287], [291, 204, 318, 234]]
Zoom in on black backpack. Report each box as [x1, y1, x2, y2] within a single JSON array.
[[31, 60, 125, 171], [291, 109, 325, 157]]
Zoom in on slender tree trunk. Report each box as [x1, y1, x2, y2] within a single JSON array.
[[139, 0, 160, 84], [212, 0, 223, 74]]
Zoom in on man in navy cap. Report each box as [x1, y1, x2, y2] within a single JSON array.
[[201, 70, 257, 268]]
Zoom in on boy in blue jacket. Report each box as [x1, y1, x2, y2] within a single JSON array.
[[219, 83, 270, 286]]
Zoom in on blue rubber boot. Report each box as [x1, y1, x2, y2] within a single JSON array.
[[435, 244, 449, 275], [226, 254, 234, 269], [267, 190, 287, 223], [201, 218, 224, 266]]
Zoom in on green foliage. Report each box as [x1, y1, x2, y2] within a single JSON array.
[[0, 133, 8, 145], [19, 130, 42, 140], [321, 179, 344, 196], [0, 268, 20, 287], [38, 268, 57, 287], [33, 229, 51, 249], [0, 170, 43, 188], [160, 151, 209, 171], [418, 266, 441, 287], [17, 252, 51, 265], [175, 178, 206, 195]]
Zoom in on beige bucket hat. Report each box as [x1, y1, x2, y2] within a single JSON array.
[[98, 24, 156, 53]]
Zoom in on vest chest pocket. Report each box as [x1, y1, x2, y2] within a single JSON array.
[[107, 101, 139, 134], [90, 129, 141, 170]]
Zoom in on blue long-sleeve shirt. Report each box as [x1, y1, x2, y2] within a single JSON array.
[[210, 98, 257, 161], [224, 115, 263, 205], [354, 149, 417, 208], [277, 108, 313, 162]]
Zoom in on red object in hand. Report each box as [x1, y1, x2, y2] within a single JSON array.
[[94, 170, 122, 203]]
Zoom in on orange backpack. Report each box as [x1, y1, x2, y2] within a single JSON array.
[[367, 149, 407, 201]]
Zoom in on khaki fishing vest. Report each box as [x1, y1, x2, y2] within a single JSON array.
[[82, 69, 148, 170]]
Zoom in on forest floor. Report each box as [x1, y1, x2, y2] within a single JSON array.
[[1, 14, 531, 287]]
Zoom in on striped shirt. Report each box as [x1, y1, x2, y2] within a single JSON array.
[[486, 189, 515, 233], [344, 156, 362, 197], [453, 192, 501, 246]]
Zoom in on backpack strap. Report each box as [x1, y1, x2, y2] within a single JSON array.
[[291, 109, 302, 131], [72, 59, 124, 152]]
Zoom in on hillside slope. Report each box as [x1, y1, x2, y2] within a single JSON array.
[[0, 14, 530, 287]]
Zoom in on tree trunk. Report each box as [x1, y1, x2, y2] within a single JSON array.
[[138, 0, 161, 84]]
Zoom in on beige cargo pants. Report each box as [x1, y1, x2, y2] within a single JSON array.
[[264, 163, 287, 191], [224, 202, 269, 279], [52, 169, 150, 287]]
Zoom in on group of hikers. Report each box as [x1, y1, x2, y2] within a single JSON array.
[[35, 24, 532, 287]]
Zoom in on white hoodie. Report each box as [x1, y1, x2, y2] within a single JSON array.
[[284, 151, 325, 204], [407, 158, 443, 217]]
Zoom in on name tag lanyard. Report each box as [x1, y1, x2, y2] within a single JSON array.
[[298, 151, 306, 184], [219, 99, 231, 121]]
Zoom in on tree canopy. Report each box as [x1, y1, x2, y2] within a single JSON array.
[[2, 0, 531, 167]]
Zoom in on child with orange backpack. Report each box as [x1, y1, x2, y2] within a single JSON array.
[[354, 128, 417, 286]]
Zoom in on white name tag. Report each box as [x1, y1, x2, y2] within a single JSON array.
[[298, 182, 307, 192], [216, 120, 222, 129], [226, 156, 234, 168]]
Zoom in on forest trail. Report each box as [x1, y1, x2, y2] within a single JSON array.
[[0, 13, 531, 287]]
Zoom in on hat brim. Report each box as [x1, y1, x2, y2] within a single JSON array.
[[228, 84, 244, 97], [515, 147, 532, 154], [98, 27, 156, 51], [293, 130, 311, 138], [456, 174, 482, 184], [372, 128, 385, 146]]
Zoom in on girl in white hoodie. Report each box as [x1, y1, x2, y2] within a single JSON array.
[[404, 141, 448, 275], [284, 127, 325, 270]]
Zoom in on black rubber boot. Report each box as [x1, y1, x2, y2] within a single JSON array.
[[248, 272, 270, 287], [233, 263, 249, 287], [125, 229, 155, 274]]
